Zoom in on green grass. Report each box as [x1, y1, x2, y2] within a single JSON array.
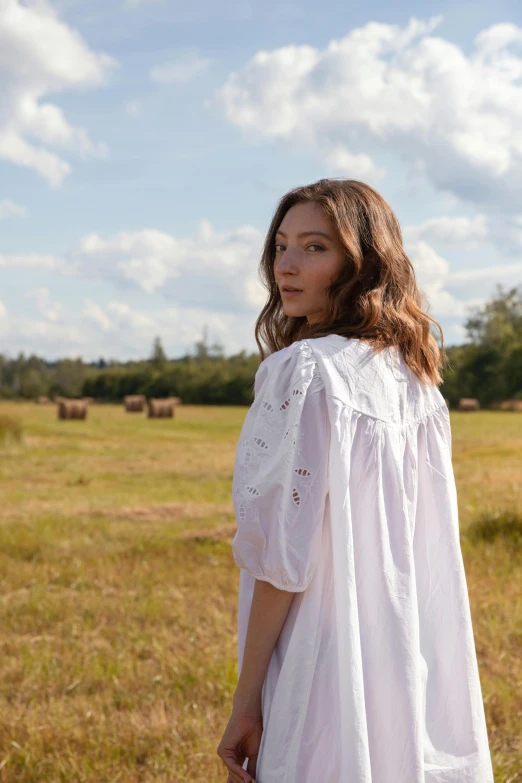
[[0, 402, 521, 781]]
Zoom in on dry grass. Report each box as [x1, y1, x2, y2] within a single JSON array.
[[0, 403, 521, 782]]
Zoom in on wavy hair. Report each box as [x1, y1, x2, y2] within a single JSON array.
[[254, 178, 447, 385]]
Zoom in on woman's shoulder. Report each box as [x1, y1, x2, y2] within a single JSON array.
[[257, 340, 312, 373], [256, 334, 350, 371], [254, 338, 324, 396]]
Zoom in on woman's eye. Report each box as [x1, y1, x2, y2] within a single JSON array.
[[273, 243, 324, 253]]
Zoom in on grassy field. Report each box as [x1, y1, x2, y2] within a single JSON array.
[[0, 402, 521, 782]]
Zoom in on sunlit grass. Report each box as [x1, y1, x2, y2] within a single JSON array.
[[0, 402, 521, 781]]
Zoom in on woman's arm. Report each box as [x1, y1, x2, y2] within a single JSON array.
[[217, 580, 295, 781], [233, 578, 296, 713]]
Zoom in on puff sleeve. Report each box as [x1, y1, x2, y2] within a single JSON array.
[[231, 341, 330, 592]]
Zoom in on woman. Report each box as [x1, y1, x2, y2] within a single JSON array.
[[217, 179, 494, 783]]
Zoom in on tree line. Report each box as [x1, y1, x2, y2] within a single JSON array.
[[1, 287, 521, 407]]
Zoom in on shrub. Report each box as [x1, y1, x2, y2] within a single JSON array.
[[0, 414, 23, 447]]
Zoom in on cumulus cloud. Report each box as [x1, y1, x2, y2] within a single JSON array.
[[0, 252, 73, 273], [405, 239, 522, 317], [125, 0, 164, 6], [215, 17, 522, 208], [403, 214, 489, 246], [0, 291, 260, 361], [446, 263, 522, 285], [0, 0, 116, 186], [69, 221, 266, 311], [150, 53, 211, 83], [0, 221, 266, 312], [25, 287, 63, 322], [3, 217, 517, 354], [406, 240, 470, 317], [0, 199, 28, 218], [82, 299, 113, 331], [322, 145, 385, 183]]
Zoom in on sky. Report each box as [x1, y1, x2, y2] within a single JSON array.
[[1, 0, 522, 361]]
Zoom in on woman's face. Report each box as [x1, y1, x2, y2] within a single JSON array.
[[274, 201, 346, 324]]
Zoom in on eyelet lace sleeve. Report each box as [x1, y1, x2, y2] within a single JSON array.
[[231, 341, 330, 592]]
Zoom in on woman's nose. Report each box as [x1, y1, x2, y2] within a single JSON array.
[[275, 247, 300, 272]]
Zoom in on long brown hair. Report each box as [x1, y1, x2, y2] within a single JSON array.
[[254, 178, 447, 385]]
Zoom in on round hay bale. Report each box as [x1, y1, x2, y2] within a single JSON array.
[[147, 398, 175, 418], [499, 399, 522, 412], [457, 397, 480, 411], [58, 399, 88, 420], [124, 394, 146, 413]]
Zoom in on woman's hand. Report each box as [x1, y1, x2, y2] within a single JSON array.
[[216, 704, 263, 783], [218, 579, 294, 780]]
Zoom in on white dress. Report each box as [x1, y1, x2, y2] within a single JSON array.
[[231, 334, 494, 783]]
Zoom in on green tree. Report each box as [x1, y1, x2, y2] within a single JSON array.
[[150, 336, 167, 370], [52, 359, 85, 398], [464, 284, 522, 348], [20, 368, 46, 399], [441, 284, 522, 405]]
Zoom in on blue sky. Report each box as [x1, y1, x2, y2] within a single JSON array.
[[1, 0, 522, 360]]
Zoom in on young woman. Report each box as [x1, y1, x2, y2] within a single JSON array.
[[217, 179, 494, 783]]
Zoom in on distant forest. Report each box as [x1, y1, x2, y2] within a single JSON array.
[[1, 286, 521, 407]]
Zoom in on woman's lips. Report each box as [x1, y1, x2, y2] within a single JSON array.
[[282, 289, 302, 297]]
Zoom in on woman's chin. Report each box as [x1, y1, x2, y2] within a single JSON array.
[[282, 304, 307, 318]]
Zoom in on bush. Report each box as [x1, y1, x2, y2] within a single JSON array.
[[464, 508, 522, 549], [0, 414, 23, 447]]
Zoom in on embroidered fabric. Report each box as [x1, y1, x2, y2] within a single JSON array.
[[232, 335, 494, 783], [231, 342, 329, 591]]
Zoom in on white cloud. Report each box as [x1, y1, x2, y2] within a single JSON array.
[[125, 0, 164, 6], [0, 252, 72, 273], [0, 199, 28, 219], [403, 215, 489, 246], [3, 219, 517, 356], [0, 0, 116, 186], [150, 53, 211, 84], [513, 215, 522, 247], [0, 291, 260, 361], [406, 240, 467, 317], [322, 145, 385, 183], [69, 221, 266, 310], [446, 263, 522, 285], [0, 221, 266, 312], [406, 240, 489, 317], [25, 287, 63, 322], [215, 17, 522, 208], [82, 299, 112, 331]]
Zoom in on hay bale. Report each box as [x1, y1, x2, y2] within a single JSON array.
[[169, 396, 182, 405], [458, 397, 480, 411], [499, 399, 522, 412], [444, 397, 450, 408], [58, 399, 88, 420], [124, 394, 146, 413], [147, 398, 175, 418], [35, 396, 50, 405], [83, 397, 95, 405]]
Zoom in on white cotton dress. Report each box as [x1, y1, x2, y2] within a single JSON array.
[[231, 334, 494, 783]]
